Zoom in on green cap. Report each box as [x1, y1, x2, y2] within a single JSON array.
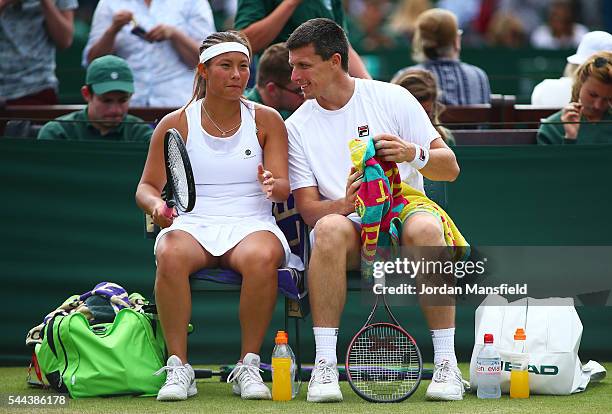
[[86, 55, 134, 95]]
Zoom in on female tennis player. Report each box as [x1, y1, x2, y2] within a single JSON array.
[[135, 31, 295, 401]]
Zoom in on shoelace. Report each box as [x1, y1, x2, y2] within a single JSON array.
[[154, 364, 192, 387], [310, 362, 337, 385], [226, 363, 264, 387], [432, 360, 459, 383]]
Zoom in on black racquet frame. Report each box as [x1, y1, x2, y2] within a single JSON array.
[[345, 292, 423, 403], [163, 128, 196, 214]]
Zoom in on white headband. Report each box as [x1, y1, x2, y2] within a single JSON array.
[[199, 42, 250, 64]]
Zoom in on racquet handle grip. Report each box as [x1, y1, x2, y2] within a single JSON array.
[[162, 201, 176, 218]]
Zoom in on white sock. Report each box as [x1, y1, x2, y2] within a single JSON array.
[[313, 327, 338, 366], [431, 327, 457, 367]]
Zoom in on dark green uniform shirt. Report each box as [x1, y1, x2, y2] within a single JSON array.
[[37, 108, 153, 142], [234, 0, 346, 46], [244, 87, 293, 120], [537, 110, 612, 145]]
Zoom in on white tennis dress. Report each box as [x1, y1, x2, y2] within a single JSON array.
[[155, 99, 300, 268]]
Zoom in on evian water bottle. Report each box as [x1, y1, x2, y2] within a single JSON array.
[[476, 333, 501, 399]]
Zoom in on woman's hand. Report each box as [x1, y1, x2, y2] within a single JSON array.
[[151, 200, 176, 229], [561, 102, 582, 140], [257, 163, 275, 199]]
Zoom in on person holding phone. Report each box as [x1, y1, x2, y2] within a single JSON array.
[[537, 51, 612, 145], [83, 0, 216, 107]]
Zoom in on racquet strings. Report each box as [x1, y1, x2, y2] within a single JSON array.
[[166, 136, 189, 210], [348, 324, 420, 401]]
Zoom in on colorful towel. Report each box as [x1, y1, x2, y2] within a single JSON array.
[[349, 137, 469, 275]]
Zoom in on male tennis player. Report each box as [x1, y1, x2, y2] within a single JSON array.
[[285, 18, 467, 402]]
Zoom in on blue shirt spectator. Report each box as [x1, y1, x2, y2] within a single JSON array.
[[392, 8, 491, 105], [83, 0, 215, 107]]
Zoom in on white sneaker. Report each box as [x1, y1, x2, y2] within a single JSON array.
[[227, 353, 271, 400], [425, 360, 467, 401], [307, 359, 343, 403], [155, 355, 197, 401]]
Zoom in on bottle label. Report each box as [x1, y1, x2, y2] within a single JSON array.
[[476, 359, 501, 375]]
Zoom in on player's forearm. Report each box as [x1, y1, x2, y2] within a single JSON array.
[[240, 0, 302, 52], [86, 27, 120, 63], [135, 183, 164, 215], [419, 148, 460, 182], [169, 28, 200, 68], [41, 0, 74, 49], [298, 198, 352, 228]]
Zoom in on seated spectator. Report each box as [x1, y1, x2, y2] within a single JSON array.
[[530, 0, 588, 49], [391, 8, 491, 105], [392, 69, 456, 145], [349, 0, 397, 51], [244, 43, 304, 119], [0, 0, 77, 105], [388, 0, 432, 41], [38, 55, 152, 142], [486, 11, 527, 48], [537, 51, 612, 145], [531, 31, 612, 106], [83, 0, 216, 107]]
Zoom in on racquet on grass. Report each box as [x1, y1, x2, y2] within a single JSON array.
[[162, 128, 195, 217], [346, 292, 423, 403]]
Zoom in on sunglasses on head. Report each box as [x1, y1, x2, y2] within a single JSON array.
[[274, 82, 303, 96], [594, 57, 610, 68]]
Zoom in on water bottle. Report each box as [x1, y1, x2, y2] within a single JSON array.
[[476, 333, 501, 399], [271, 330, 297, 400], [510, 328, 530, 399]]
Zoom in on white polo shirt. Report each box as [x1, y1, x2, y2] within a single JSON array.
[[286, 78, 440, 199]]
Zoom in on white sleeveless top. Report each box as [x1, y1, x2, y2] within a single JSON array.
[[155, 99, 301, 269]]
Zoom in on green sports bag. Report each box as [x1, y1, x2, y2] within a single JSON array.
[[35, 308, 166, 398]]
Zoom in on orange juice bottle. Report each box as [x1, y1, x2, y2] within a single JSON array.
[[510, 328, 530, 399], [272, 331, 292, 401]]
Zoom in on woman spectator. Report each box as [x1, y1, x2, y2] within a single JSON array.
[[391, 8, 491, 105], [537, 51, 612, 145], [392, 69, 456, 145]]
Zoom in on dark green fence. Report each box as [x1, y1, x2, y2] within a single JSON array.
[[1, 140, 610, 366]]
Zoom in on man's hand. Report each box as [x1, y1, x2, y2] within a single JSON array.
[[146, 24, 176, 42], [561, 102, 582, 140], [257, 163, 275, 199], [111, 10, 133, 32], [344, 167, 363, 214], [373, 134, 415, 163]]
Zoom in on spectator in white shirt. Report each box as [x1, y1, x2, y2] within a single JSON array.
[[83, 0, 215, 107], [531, 31, 612, 106], [530, 0, 587, 50]]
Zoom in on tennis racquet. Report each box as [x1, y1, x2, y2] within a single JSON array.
[[162, 128, 195, 217], [346, 292, 423, 403]]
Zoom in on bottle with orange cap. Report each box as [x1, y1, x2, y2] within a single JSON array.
[[510, 328, 530, 399], [271, 330, 297, 401]]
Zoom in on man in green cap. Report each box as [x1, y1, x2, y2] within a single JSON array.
[[37, 55, 152, 142]]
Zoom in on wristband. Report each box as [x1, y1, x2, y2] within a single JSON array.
[[409, 144, 430, 170]]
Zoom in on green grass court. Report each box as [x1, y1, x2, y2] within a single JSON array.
[[1, 363, 609, 414]]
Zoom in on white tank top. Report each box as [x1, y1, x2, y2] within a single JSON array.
[[183, 99, 271, 219]]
